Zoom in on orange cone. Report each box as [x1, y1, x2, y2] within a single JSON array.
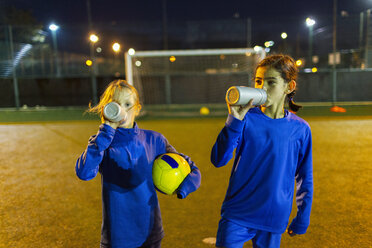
[[330, 105, 346, 113]]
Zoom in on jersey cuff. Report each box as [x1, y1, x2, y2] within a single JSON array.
[[177, 191, 185, 199], [100, 123, 116, 135], [288, 221, 309, 234], [226, 114, 244, 132]]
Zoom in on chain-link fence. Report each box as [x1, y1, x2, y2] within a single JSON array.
[[0, 25, 125, 79], [1, 14, 372, 108]]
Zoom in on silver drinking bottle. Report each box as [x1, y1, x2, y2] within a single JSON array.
[[226, 86, 267, 106], [103, 102, 127, 122]]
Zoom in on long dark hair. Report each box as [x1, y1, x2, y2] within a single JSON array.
[[255, 54, 302, 112]]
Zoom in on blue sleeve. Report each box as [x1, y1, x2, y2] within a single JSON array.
[[162, 136, 201, 199], [75, 124, 116, 181], [289, 128, 314, 234], [211, 114, 245, 167]]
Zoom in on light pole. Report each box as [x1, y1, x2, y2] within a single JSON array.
[[49, 23, 61, 77], [329, 0, 346, 112], [89, 34, 99, 105], [112, 42, 121, 63], [8, 26, 20, 108], [112, 42, 121, 75], [162, 0, 168, 50], [281, 32, 288, 53], [306, 17, 316, 66]]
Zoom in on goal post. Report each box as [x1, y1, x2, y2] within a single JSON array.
[[125, 47, 265, 107]]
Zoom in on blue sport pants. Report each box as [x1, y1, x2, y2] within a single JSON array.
[[216, 218, 282, 248]]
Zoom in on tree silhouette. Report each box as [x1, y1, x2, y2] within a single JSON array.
[[0, 6, 43, 43]]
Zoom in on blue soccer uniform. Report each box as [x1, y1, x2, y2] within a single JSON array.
[[211, 107, 313, 247], [76, 123, 201, 248]]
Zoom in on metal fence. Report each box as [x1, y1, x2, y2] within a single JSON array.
[[0, 28, 125, 79], [1, 69, 371, 108], [1, 13, 372, 108]]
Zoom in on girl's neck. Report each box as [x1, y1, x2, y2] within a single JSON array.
[[119, 122, 135, 129], [261, 104, 285, 119]]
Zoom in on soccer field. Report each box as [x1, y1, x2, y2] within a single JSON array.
[[1, 116, 372, 247]]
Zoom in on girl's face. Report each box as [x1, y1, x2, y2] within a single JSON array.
[[254, 66, 291, 108], [112, 87, 140, 128]]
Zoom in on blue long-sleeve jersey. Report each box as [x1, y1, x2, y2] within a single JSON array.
[[211, 108, 313, 234], [76, 123, 201, 248]]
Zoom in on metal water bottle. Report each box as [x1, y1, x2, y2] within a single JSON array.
[[226, 86, 267, 106], [103, 102, 127, 122]]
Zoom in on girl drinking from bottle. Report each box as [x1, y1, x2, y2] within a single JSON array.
[[76, 79, 201, 248], [211, 54, 313, 248]]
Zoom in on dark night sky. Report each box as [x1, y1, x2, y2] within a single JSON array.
[[3, 0, 371, 24], [2, 0, 372, 54]]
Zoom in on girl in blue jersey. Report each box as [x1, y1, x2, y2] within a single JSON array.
[[211, 55, 313, 248], [76, 79, 201, 248]]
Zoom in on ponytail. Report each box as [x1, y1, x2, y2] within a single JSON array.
[[287, 90, 302, 112]]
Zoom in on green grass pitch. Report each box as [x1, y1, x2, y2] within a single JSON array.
[[0, 110, 371, 247]]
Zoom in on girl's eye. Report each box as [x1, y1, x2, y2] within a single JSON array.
[[268, 81, 275, 85], [255, 80, 262, 85], [125, 103, 131, 107]]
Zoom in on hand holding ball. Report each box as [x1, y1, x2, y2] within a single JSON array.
[[152, 153, 191, 195]]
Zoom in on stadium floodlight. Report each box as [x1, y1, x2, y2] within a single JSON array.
[[253, 46, 263, 52], [281, 32, 288, 39], [49, 24, 59, 31], [89, 33, 99, 105], [128, 48, 136, 56], [112, 42, 121, 52], [89, 34, 99, 43], [135, 61, 142, 67], [49, 23, 60, 77], [264, 41, 274, 47], [86, 59, 93, 66], [296, 59, 303, 67], [169, 56, 176, 62], [306, 17, 316, 66], [306, 17, 316, 27]]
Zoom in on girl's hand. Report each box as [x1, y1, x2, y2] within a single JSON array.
[[104, 120, 121, 129], [227, 99, 254, 121]]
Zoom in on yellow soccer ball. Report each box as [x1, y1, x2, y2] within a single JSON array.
[[152, 153, 191, 195]]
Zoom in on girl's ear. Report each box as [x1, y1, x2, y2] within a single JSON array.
[[135, 104, 142, 116], [287, 80, 296, 94]]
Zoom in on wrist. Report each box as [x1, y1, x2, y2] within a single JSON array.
[[104, 120, 118, 129], [226, 114, 244, 132], [235, 114, 245, 121]]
